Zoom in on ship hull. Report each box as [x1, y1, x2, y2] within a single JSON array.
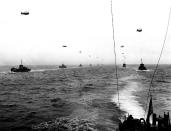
[[11, 68, 31, 72]]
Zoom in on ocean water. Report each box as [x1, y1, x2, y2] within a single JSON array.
[[0, 65, 171, 131]]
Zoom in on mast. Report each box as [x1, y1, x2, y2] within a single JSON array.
[[146, 96, 153, 124], [110, 0, 120, 116]]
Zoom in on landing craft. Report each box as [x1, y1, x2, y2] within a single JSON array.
[[121, 45, 124, 48], [137, 58, 147, 71], [137, 28, 142, 32], [59, 64, 67, 68], [62, 45, 67, 47], [21, 11, 29, 15], [122, 63, 126, 68], [11, 60, 31, 72]]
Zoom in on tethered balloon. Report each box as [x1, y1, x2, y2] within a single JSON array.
[[137, 28, 142, 32], [21, 11, 29, 15]]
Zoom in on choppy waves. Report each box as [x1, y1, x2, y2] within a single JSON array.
[[0, 65, 120, 131], [0, 65, 171, 130]]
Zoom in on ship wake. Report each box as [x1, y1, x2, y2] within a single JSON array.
[[112, 75, 145, 119]]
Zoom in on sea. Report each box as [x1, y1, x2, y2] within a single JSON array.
[[0, 64, 171, 131]]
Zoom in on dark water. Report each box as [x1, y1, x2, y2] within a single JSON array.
[[0, 65, 171, 131]]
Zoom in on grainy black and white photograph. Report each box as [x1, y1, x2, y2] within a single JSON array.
[[0, 0, 171, 131]]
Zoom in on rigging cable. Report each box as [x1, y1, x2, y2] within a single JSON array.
[[144, 7, 171, 118], [110, 0, 120, 114]]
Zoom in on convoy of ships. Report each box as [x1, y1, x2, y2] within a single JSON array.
[[10, 59, 147, 73], [3, 3, 171, 131], [10, 61, 85, 72]]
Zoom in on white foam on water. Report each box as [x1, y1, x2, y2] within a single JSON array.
[[31, 69, 58, 72], [112, 76, 145, 119], [161, 83, 171, 111], [136, 69, 151, 72], [0, 71, 15, 74], [0, 71, 8, 74]]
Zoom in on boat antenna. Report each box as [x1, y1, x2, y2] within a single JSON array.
[[110, 0, 120, 115], [144, 7, 171, 118]]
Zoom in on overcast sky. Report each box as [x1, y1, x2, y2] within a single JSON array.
[[0, 0, 170, 65]]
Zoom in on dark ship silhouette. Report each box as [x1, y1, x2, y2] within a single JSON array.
[[79, 64, 82, 67], [122, 63, 126, 68], [11, 60, 31, 72], [138, 59, 147, 70], [59, 64, 67, 68]]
